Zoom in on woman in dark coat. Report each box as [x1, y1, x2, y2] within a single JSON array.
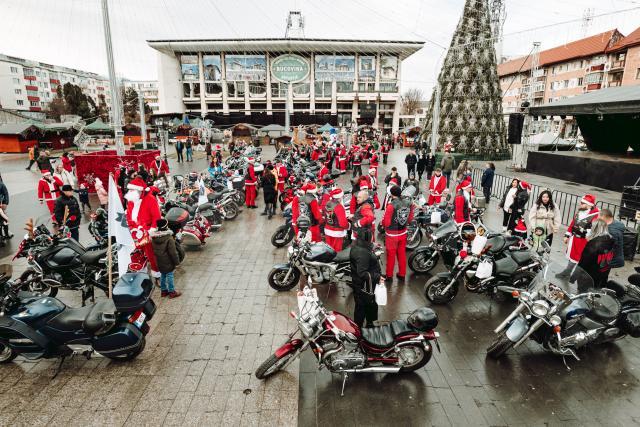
[[349, 227, 381, 328], [480, 162, 495, 204], [425, 153, 436, 179], [416, 152, 427, 181], [261, 164, 277, 219], [576, 219, 615, 290]]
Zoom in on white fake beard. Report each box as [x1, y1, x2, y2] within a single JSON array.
[[125, 190, 142, 222]]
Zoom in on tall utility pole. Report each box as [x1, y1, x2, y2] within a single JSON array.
[[515, 42, 540, 169], [100, 0, 124, 155], [429, 82, 441, 155], [138, 91, 147, 149], [489, 0, 506, 62]]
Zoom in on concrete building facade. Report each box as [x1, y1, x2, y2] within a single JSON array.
[[122, 79, 159, 112]]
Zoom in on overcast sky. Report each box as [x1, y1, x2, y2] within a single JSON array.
[[1, 0, 639, 97]]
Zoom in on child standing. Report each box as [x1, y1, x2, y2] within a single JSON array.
[[150, 218, 182, 298], [77, 184, 91, 213]]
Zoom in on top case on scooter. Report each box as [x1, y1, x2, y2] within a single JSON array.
[[112, 273, 153, 314]]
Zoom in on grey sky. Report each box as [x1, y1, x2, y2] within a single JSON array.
[[1, 0, 639, 97]]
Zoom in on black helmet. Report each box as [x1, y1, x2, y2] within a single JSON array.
[[322, 174, 331, 182], [95, 208, 107, 221], [297, 215, 310, 232], [407, 307, 438, 331]]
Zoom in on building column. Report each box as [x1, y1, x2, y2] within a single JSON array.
[[244, 81, 250, 115], [220, 52, 229, 115], [352, 99, 358, 123], [392, 100, 400, 134], [197, 53, 207, 117], [266, 53, 273, 116], [373, 98, 380, 128], [331, 80, 337, 115], [374, 53, 381, 92], [309, 53, 315, 114]]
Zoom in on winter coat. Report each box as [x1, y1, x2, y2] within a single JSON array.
[[528, 203, 561, 235], [151, 229, 181, 273], [416, 155, 427, 173], [384, 173, 402, 188], [404, 154, 418, 167], [425, 155, 436, 172], [350, 241, 381, 291], [54, 194, 81, 228], [440, 154, 455, 173], [0, 181, 8, 206], [94, 179, 109, 205], [578, 234, 615, 288], [480, 168, 494, 189], [37, 154, 53, 172], [261, 172, 277, 203], [608, 220, 626, 268]]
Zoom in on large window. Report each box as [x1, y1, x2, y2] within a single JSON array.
[[380, 56, 398, 79], [271, 82, 288, 98], [292, 82, 310, 97], [203, 55, 222, 81], [180, 55, 199, 81], [314, 81, 332, 97], [10, 66, 18, 73], [225, 55, 266, 81], [315, 55, 355, 85]]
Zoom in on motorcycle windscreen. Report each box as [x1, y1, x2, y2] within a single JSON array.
[[432, 220, 457, 240]]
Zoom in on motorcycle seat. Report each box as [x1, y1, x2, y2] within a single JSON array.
[[80, 248, 107, 265], [197, 203, 213, 212], [48, 300, 116, 334], [333, 248, 351, 263], [208, 192, 224, 202], [605, 280, 627, 299], [588, 293, 621, 323], [487, 235, 521, 254], [83, 300, 116, 334], [361, 320, 417, 348], [510, 251, 533, 265]]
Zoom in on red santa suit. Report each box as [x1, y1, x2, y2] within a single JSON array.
[[565, 194, 599, 263], [351, 197, 375, 241], [37, 171, 63, 215], [454, 179, 473, 224], [61, 156, 73, 173], [383, 191, 414, 279], [323, 189, 348, 252], [317, 164, 330, 181], [148, 157, 170, 175], [311, 147, 320, 161], [276, 164, 288, 193], [125, 177, 161, 275], [244, 159, 258, 208], [338, 147, 347, 172], [369, 153, 379, 178], [427, 173, 447, 205], [292, 184, 323, 242]]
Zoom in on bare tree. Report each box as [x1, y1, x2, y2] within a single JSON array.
[[400, 88, 425, 115]]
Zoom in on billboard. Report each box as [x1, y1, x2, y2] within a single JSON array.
[[180, 55, 199, 81], [271, 54, 310, 83], [359, 56, 376, 81], [380, 55, 398, 80], [315, 55, 355, 82], [225, 55, 266, 81], [203, 55, 222, 81]]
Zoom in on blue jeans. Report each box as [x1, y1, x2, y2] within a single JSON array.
[[186, 148, 193, 161], [160, 272, 175, 292]]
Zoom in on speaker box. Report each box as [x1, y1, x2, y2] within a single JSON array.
[[623, 228, 639, 261], [508, 114, 524, 145]]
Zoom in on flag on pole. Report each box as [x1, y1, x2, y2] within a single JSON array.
[[108, 175, 134, 276]]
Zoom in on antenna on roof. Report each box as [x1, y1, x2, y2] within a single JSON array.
[[581, 8, 594, 37], [285, 11, 305, 39]]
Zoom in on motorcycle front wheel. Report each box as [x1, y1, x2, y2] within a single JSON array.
[[405, 223, 421, 250], [424, 276, 459, 304], [0, 342, 17, 364], [408, 248, 439, 274], [398, 343, 432, 372], [268, 267, 301, 291], [271, 225, 294, 248], [19, 269, 58, 298], [224, 202, 239, 220], [487, 332, 514, 359], [255, 351, 297, 379]]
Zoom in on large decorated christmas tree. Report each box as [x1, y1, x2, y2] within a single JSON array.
[[421, 0, 507, 155]]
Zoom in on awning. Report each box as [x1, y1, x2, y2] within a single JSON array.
[[257, 124, 286, 133], [83, 118, 113, 133], [529, 86, 640, 116], [0, 121, 43, 135], [318, 123, 334, 132], [44, 122, 77, 132]]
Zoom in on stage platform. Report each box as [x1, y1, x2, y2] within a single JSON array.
[[527, 151, 640, 192]]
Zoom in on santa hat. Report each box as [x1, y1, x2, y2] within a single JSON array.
[[515, 219, 527, 233], [305, 184, 318, 194], [581, 194, 596, 206], [127, 177, 147, 191], [460, 178, 473, 190], [331, 188, 344, 199], [41, 170, 51, 177], [359, 177, 370, 190], [519, 180, 531, 190], [389, 178, 399, 186], [247, 157, 255, 164], [155, 155, 161, 161], [368, 168, 376, 174], [215, 145, 222, 151]]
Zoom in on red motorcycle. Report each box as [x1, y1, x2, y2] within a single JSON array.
[[255, 284, 440, 395], [165, 207, 210, 247]]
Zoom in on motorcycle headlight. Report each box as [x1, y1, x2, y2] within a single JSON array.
[[519, 291, 531, 302], [531, 300, 550, 317], [550, 315, 561, 326]]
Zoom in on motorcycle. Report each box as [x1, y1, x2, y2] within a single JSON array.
[[488, 264, 640, 362], [165, 206, 210, 247], [255, 282, 440, 395], [408, 220, 459, 274], [271, 204, 295, 248], [164, 199, 224, 233], [267, 223, 384, 291], [0, 265, 155, 364], [405, 198, 450, 251]]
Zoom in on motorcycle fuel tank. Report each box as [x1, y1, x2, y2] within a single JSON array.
[[304, 243, 336, 263], [326, 311, 361, 338], [11, 297, 66, 327]]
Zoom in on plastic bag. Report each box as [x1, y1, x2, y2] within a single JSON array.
[[475, 259, 493, 279], [375, 282, 387, 306], [471, 235, 488, 255], [430, 210, 441, 225]]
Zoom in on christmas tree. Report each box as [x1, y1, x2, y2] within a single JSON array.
[[421, 0, 507, 155]]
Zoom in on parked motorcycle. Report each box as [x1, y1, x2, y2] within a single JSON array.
[[405, 199, 450, 250], [165, 206, 210, 247], [255, 283, 440, 395], [408, 220, 459, 274], [164, 199, 223, 233], [488, 264, 640, 361], [271, 204, 295, 248], [0, 266, 155, 364]]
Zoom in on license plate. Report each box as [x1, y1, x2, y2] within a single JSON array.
[[129, 310, 146, 329]]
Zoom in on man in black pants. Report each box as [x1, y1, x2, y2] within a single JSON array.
[[404, 150, 418, 177], [349, 228, 381, 328]]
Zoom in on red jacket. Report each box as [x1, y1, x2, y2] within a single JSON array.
[[323, 201, 348, 237], [61, 156, 73, 172], [277, 165, 288, 185], [353, 201, 375, 229], [370, 153, 379, 168], [454, 190, 471, 224], [245, 164, 257, 185], [37, 177, 63, 202], [318, 165, 329, 180], [149, 159, 169, 175], [428, 174, 447, 196]]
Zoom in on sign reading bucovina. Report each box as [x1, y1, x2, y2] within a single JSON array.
[[270, 54, 310, 83]]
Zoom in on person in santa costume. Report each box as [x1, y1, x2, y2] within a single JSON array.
[[427, 168, 447, 206], [351, 149, 363, 178], [557, 194, 600, 278], [382, 185, 414, 281], [369, 151, 379, 178], [276, 162, 288, 194], [244, 157, 258, 208], [317, 161, 330, 181], [338, 145, 347, 173], [365, 169, 381, 209], [323, 188, 349, 252], [381, 142, 390, 164], [292, 183, 323, 242], [37, 170, 63, 214], [125, 177, 162, 278], [148, 155, 170, 175], [349, 189, 376, 241], [454, 178, 474, 224]]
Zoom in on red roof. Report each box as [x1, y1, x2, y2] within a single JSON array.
[[498, 30, 622, 76], [610, 26, 640, 50]]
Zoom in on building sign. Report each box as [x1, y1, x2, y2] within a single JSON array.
[[180, 55, 199, 81], [225, 55, 266, 81], [203, 55, 221, 81], [271, 54, 310, 83], [380, 55, 398, 79], [315, 55, 355, 82], [359, 56, 376, 81]]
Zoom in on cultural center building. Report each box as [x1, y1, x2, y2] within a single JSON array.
[[147, 37, 424, 133]]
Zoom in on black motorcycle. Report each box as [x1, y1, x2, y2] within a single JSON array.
[[408, 220, 459, 274], [271, 204, 295, 248], [0, 265, 155, 364], [164, 199, 224, 232]]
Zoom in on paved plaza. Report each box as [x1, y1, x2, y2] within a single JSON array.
[[0, 147, 638, 426]]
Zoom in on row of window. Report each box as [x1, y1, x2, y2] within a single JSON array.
[[16, 100, 46, 107]]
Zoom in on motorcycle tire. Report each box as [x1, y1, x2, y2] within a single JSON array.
[[408, 248, 439, 274], [267, 267, 300, 291], [487, 331, 514, 359], [255, 351, 297, 379], [397, 342, 433, 372], [224, 202, 239, 220], [424, 276, 458, 304], [19, 269, 58, 298], [0, 341, 17, 364], [104, 336, 146, 361], [233, 192, 244, 205], [405, 227, 422, 251], [271, 225, 294, 248]]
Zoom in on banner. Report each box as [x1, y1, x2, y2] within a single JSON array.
[[108, 175, 134, 277], [315, 55, 355, 82], [225, 55, 266, 81], [359, 56, 376, 81], [181, 55, 199, 81], [203, 55, 222, 81], [380, 55, 398, 80]]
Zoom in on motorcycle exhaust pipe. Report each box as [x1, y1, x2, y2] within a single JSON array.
[[342, 366, 402, 373]]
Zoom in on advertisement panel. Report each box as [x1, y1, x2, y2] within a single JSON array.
[[225, 55, 266, 81], [315, 55, 355, 82], [380, 55, 398, 80], [359, 56, 376, 81], [203, 55, 222, 81], [271, 54, 310, 83], [180, 55, 199, 81]]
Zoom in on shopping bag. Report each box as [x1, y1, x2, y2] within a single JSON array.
[[475, 259, 493, 279], [375, 282, 387, 306]]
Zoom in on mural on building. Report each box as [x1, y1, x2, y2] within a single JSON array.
[[380, 56, 398, 79], [224, 55, 266, 81], [315, 56, 355, 81], [203, 55, 222, 81], [359, 56, 376, 81], [180, 55, 199, 81]]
